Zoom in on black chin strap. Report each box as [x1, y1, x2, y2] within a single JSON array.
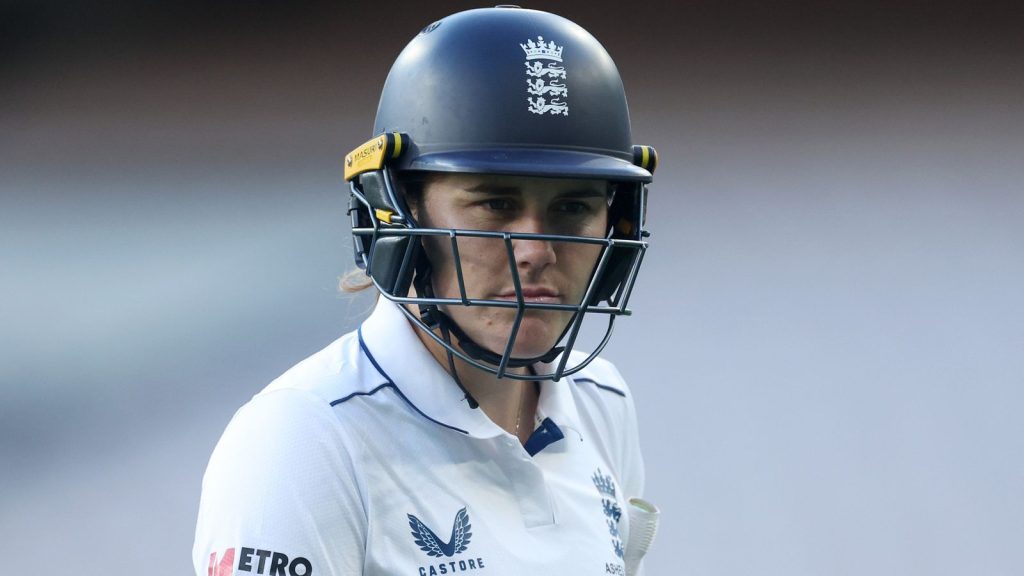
[[439, 320, 479, 409], [412, 261, 479, 408]]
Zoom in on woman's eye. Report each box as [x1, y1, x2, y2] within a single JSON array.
[[556, 201, 592, 215], [484, 198, 514, 211]]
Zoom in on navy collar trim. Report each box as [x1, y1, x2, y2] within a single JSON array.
[[524, 417, 565, 456], [338, 327, 470, 436]]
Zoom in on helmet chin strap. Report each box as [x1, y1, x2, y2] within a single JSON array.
[[438, 319, 479, 409], [412, 260, 479, 409]]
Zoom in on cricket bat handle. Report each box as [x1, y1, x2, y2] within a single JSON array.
[[624, 497, 660, 576]]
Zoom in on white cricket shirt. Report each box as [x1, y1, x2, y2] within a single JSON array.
[[194, 297, 646, 576]]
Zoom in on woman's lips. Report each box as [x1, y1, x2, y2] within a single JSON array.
[[492, 287, 562, 303]]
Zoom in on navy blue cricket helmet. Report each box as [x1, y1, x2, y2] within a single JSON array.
[[344, 6, 658, 381]]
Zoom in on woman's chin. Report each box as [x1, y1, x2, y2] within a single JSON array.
[[493, 318, 566, 360], [448, 309, 570, 363]]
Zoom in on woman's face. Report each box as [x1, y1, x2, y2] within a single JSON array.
[[411, 173, 610, 360]]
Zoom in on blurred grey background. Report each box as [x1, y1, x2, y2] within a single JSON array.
[[2, 1, 1022, 574]]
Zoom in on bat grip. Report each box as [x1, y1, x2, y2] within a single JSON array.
[[624, 497, 660, 576]]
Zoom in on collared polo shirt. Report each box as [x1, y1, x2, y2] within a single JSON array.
[[194, 298, 646, 576]]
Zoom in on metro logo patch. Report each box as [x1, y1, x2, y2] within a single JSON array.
[[207, 547, 313, 576], [209, 548, 236, 576]]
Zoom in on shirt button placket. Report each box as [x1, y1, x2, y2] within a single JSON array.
[[497, 434, 555, 528]]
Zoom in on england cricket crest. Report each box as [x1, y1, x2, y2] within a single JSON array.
[[521, 36, 568, 116]]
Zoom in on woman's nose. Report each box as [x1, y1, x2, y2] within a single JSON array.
[[511, 214, 557, 271]]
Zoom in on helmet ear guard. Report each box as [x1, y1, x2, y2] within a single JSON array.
[[589, 145, 657, 306], [365, 226, 422, 298], [346, 133, 420, 296]]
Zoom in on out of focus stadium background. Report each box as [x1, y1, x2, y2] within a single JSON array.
[[2, 1, 1022, 574]]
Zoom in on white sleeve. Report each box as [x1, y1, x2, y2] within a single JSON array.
[[611, 364, 650, 576], [595, 361, 644, 502], [193, 388, 366, 576], [620, 381, 646, 502]]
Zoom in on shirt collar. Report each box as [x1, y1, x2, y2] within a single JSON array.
[[359, 297, 499, 438], [535, 361, 583, 435], [359, 297, 582, 440]]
